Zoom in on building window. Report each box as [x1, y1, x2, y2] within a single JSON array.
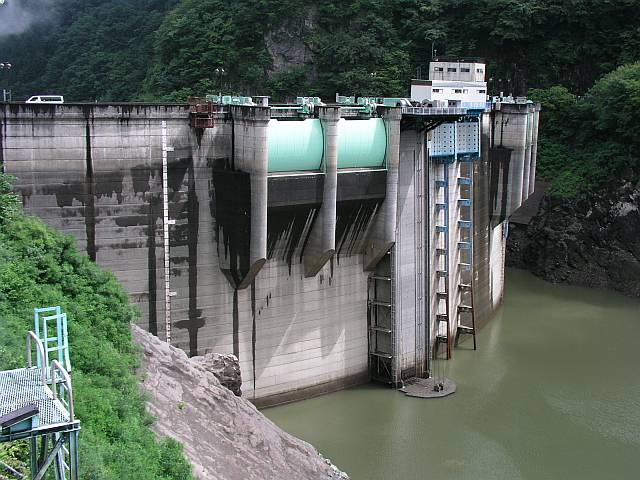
[[434, 67, 444, 72], [461, 68, 470, 73], [454, 89, 462, 94], [478, 89, 486, 94], [448, 68, 457, 72], [432, 88, 441, 93], [477, 68, 484, 73]]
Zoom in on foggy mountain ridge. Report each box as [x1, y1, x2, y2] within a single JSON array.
[[0, 0, 56, 38]]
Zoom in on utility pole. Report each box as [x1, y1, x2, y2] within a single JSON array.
[[0, 1, 7, 101], [0, 62, 12, 102], [214, 67, 226, 100]]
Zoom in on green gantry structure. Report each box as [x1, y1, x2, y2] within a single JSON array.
[[0, 307, 79, 480]]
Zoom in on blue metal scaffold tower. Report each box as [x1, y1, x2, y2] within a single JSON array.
[[0, 307, 79, 480]]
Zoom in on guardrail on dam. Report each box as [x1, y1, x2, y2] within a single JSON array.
[[0, 100, 539, 406]]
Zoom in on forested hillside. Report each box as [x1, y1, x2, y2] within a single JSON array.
[[1, 0, 640, 102], [0, 0, 178, 101]]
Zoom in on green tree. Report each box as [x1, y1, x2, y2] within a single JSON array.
[[528, 64, 640, 198], [0, 173, 18, 224], [528, 85, 576, 141], [588, 63, 640, 149]]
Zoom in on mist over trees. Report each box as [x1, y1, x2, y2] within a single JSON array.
[[0, 0, 178, 101]]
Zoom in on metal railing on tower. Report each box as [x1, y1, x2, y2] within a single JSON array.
[[0, 307, 80, 480]]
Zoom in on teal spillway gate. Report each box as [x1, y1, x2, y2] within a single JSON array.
[[268, 119, 324, 172], [337, 118, 387, 168], [267, 117, 387, 172]]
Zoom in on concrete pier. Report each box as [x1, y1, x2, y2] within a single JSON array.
[[489, 102, 539, 224], [303, 107, 340, 277], [363, 108, 401, 270], [227, 105, 270, 289], [390, 128, 426, 380], [529, 107, 541, 196]]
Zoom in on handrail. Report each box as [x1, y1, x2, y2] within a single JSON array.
[[50, 360, 74, 421], [26, 331, 46, 385], [401, 106, 467, 116]]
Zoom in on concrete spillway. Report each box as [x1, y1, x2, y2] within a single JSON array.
[[0, 100, 539, 406]]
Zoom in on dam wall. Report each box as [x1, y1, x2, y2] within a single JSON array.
[[0, 104, 200, 339], [0, 100, 539, 404], [1, 103, 372, 403]]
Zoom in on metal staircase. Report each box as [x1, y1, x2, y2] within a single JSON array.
[[433, 161, 452, 360], [367, 250, 396, 384], [455, 157, 477, 350]]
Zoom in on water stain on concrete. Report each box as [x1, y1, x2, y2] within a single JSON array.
[[335, 199, 380, 258], [173, 158, 205, 356], [84, 119, 97, 261], [211, 167, 251, 288], [267, 205, 318, 273]]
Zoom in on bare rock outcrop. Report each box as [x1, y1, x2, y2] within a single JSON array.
[[264, 9, 319, 86], [192, 353, 242, 396], [132, 326, 348, 480], [507, 179, 640, 296]]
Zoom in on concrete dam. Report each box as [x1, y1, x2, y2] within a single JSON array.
[[0, 83, 539, 406]]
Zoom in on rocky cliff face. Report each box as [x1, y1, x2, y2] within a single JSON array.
[[264, 9, 318, 84], [133, 326, 348, 480], [507, 180, 640, 296]]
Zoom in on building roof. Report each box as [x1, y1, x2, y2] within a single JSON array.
[[411, 79, 487, 88], [432, 57, 486, 64]]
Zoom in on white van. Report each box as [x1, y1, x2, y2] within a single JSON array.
[[26, 95, 64, 104]]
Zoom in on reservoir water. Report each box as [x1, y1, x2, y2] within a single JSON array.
[[264, 269, 640, 479]]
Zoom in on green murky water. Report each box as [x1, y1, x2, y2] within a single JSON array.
[[264, 269, 640, 480]]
